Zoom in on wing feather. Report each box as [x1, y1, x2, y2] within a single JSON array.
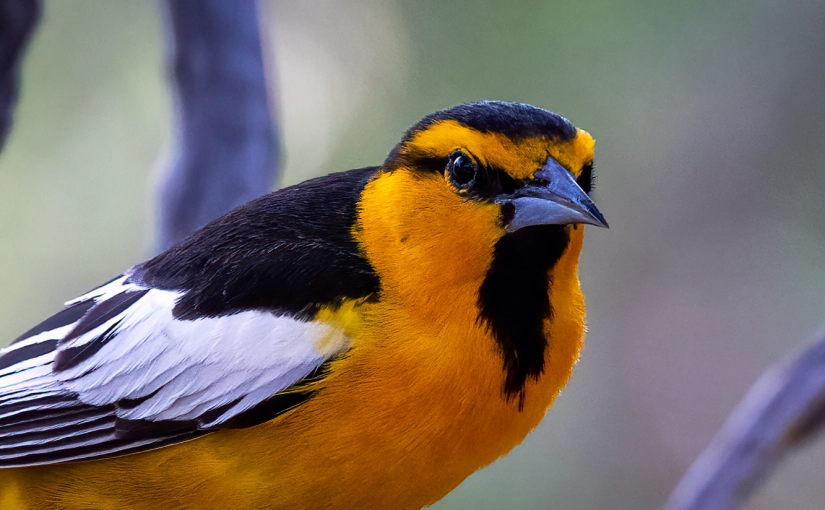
[[0, 275, 350, 467]]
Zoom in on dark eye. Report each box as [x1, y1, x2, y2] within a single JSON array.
[[447, 151, 478, 190]]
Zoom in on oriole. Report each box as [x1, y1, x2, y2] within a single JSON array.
[[0, 101, 607, 509]]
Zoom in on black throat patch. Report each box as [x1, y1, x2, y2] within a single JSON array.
[[477, 224, 570, 404]]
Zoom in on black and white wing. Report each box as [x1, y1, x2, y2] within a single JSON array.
[[0, 275, 348, 467], [0, 168, 381, 467]]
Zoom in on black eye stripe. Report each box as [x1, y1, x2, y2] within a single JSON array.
[[389, 151, 521, 201], [409, 155, 449, 174]]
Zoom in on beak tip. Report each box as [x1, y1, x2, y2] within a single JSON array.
[[583, 204, 609, 229]]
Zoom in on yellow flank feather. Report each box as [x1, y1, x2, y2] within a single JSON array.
[[0, 103, 600, 509], [314, 299, 366, 356]]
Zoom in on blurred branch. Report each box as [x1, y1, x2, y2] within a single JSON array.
[[0, 0, 41, 152], [664, 334, 825, 510], [155, 0, 279, 252]]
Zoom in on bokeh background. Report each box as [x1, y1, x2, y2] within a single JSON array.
[[2, 1, 825, 508]]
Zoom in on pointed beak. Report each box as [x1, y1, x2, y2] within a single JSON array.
[[496, 157, 609, 232]]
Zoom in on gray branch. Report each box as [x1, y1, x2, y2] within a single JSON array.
[[155, 0, 279, 252], [664, 334, 825, 510], [0, 0, 41, 152]]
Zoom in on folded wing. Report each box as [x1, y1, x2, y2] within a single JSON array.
[[0, 275, 349, 467]]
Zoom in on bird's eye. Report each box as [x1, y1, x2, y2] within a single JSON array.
[[446, 151, 478, 191]]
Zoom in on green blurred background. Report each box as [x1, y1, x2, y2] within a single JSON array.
[[2, 1, 825, 508]]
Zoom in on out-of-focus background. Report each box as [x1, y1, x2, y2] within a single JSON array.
[[1, 1, 824, 508]]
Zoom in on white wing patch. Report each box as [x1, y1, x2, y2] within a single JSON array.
[[62, 289, 345, 424], [0, 274, 351, 466]]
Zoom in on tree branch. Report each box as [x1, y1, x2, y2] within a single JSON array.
[[0, 0, 41, 152], [155, 0, 279, 251], [664, 333, 825, 510]]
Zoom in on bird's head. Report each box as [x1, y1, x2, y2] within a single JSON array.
[[357, 101, 606, 286], [355, 101, 606, 398], [385, 101, 606, 233]]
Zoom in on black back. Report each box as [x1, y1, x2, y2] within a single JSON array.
[[132, 167, 382, 320]]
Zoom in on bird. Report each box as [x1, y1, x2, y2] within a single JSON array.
[[0, 101, 606, 509]]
